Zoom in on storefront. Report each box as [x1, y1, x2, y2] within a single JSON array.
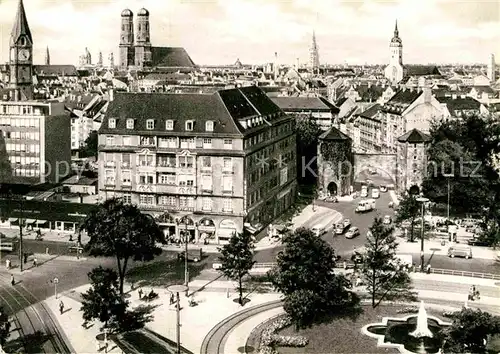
[[155, 212, 176, 242], [198, 218, 216, 244], [218, 219, 238, 243]]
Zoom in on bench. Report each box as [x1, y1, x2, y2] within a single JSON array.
[[68, 246, 84, 253]]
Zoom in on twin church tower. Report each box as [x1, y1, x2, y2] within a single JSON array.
[[119, 8, 152, 69]]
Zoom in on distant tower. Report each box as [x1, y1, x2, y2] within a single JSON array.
[[109, 52, 115, 69], [384, 20, 404, 84], [309, 30, 320, 74], [45, 46, 50, 65], [97, 51, 103, 67], [134, 8, 152, 68], [84, 47, 92, 65], [9, 0, 34, 101], [274, 52, 278, 81], [487, 53, 496, 83], [119, 9, 135, 69]]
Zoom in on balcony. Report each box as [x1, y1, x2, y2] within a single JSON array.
[[136, 184, 156, 193], [156, 164, 176, 173], [121, 162, 131, 169], [222, 186, 234, 195], [200, 187, 213, 194], [222, 166, 234, 174], [200, 166, 212, 173], [104, 161, 116, 168]]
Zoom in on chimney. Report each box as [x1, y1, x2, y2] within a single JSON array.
[[423, 87, 432, 103]]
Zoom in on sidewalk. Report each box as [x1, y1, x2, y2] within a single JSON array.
[[396, 237, 499, 260], [0, 226, 90, 244]]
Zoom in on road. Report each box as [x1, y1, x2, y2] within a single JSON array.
[[255, 172, 500, 274]]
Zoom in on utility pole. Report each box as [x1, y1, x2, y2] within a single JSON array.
[[416, 196, 429, 272], [184, 219, 189, 296], [176, 291, 180, 354], [447, 179, 450, 221]]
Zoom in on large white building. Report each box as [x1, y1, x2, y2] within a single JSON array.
[[384, 21, 404, 85]]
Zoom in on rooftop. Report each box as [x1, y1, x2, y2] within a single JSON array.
[[319, 126, 351, 141], [397, 128, 431, 143]]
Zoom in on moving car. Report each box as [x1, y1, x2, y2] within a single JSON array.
[[383, 215, 392, 224], [312, 224, 326, 237], [447, 245, 472, 259], [335, 219, 351, 235], [361, 185, 368, 197], [345, 227, 360, 239], [372, 188, 380, 199], [343, 219, 351, 228], [355, 199, 376, 213], [380, 185, 387, 192]]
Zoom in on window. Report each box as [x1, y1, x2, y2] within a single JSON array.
[[178, 175, 194, 186], [121, 153, 131, 168], [106, 136, 114, 146], [223, 139, 233, 149], [165, 120, 174, 130], [105, 170, 115, 185], [139, 174, 154, 184], [157, 154, 176, 167], [205, 121, 214, 132], [201, 156, 211, 168], [138, 154, 154, 166], [140, 136, 155, 146], [122, 194, 132, 204], [202, 198, 212, 211], [159, 195, 176, 206], [223, 157, 233, 171], [146, 119, 155, 130], [126, 119, 134, 129], [280, 167, 288, 186], [108, 118, 116, 129], [185, 120, 194, 131], [180, 138, 195, 149], [123, 136, 132, 146], [178, 155, 194, 168], [139, 195, 155, 205], [203, 138, 212, 149], [201, 175, 212, 191], [159, 137, 177, 148], [159, 173, 176, 185], [222, 176, 233, 191], [122, 170, 131, 185], [223, 199, 232, 212]]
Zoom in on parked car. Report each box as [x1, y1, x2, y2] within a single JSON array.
[[380, 185, 388, 192], [372, 188, 380, 199], [343, 219, 351, 228], [345, 227, 360, 239], [447, 245, 472, 259], [383, 215, 392, 224], [467, 238, 489, 247], [312, 224, 326, 237]]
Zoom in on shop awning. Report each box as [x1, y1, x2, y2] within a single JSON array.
[[25, 219, 36, 224], [36, 220, 47, 224], [8, 218, 18, 222], [218, 228, 236, 239]]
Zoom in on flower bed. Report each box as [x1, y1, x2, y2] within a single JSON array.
[[396, 306, 418, 314], [258, 314, 308, 353]]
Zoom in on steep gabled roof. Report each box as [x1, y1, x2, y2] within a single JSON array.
[[151, 47, 196, 68], [397, 128, 431, 143], [358, 103, 381, 120], [382, 89, 421, 114], [10, 0, 32, 45], [436, 97, 481, 111], [319, 126, 351, 141], [405, 65, 441, 76]]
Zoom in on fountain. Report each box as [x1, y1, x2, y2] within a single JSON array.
[[410, 301, 433, 338], [362, 301, 451, 354]]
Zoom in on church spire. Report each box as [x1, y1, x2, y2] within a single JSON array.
[[394, 20, 399, 38], [45, 46, 50, 65], [10, 0, 32, 46]]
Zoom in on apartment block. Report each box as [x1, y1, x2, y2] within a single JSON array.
[[0, 101, 71, 184], [98, 86, 297, 244]]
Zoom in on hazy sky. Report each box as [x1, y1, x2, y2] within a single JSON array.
[[0, 0, 498, 66]]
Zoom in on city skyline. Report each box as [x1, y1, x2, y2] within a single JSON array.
[[0, 0, 498, 67]]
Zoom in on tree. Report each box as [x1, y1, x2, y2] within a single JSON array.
[[0, 305, 10, 347], [81, 267, 153, 333], [359, 217, 415, 308], [394, 191, 420, 242], [79, 130, 98, 159], [217, 231, 256, 306], [268, 228, 358, 329], [422, 115, 500, 246], [81, 267, 123, 330], [80, 198, 165, 295], [441, 308, 500, 353], [295, 116, 323, 184]]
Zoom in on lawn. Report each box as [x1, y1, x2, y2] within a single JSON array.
[[275, 305, 446, 354], [121, 331, 172, 353]]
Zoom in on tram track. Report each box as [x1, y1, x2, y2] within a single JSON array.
[[0, 272, 73, 353]]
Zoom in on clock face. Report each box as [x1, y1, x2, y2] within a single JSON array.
[[18, 49, 30, 61]]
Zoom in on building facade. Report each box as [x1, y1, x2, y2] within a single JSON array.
[[397, 129, 430, 193], [98, 87, 297, 244], [0, 101, 71, 184]]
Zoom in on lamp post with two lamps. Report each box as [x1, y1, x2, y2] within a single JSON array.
[[177, 215, 197, 296], [416, 195, 429, 272]]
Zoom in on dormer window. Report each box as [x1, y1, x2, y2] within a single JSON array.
[[185, 120, 194, 131], [108, 118, 116, 129], [146, 119, 155, 130], [205, 121, 214, 132], [126, 119, 134, 129], [165, 120, 174, 131]]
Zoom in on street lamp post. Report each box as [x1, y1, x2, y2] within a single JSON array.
[[416, 196, 429, 272], [167, 284, 188, 354]]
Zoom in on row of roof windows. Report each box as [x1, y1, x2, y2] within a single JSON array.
[[108, 118, 215, 132]]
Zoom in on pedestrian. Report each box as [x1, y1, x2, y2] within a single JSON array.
[[138, 288, 143, 299], [426, 264, 431, 274], [10, 274, 14, 286], [5, 259, 10, 270], [170, 293, 175, 305], [343, 261, 347, 270], [33, 257, 38, 267], [59, 300, 64, 314]]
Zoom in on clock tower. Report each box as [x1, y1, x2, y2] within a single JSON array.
[[9, 0, 33, 101]]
